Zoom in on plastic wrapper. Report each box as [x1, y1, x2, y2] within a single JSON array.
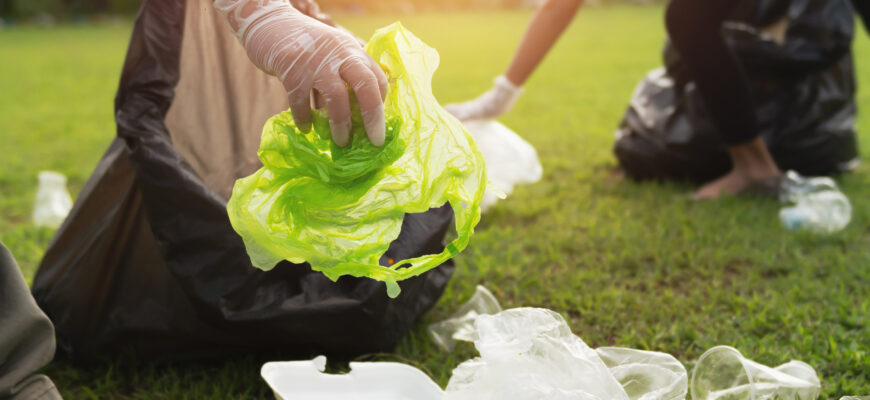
[[691, 345, 821, 400], [428, 285, 502, 351], [444, 308, 687, 400], [227, 23, 486, 298], [32, 171, 72, 229], [461, 120, 542, 211], [614, 0, 859, 183], [778, 170, 851, 234]]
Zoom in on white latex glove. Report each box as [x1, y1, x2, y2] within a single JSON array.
[[444, 75, 523, 121], [214, 0, 388, 146]]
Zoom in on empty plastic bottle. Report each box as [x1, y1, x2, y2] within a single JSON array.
[[778, 171, 851, 234], [32, 171, 73, 229]]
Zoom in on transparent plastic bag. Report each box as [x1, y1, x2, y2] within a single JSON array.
[[32, 171, 73, 229], [461, 120, 542, 211], [444, 308, 688, 400], [428, 285, 502, 351], [779, 170, 851, 234], [596, 347, 688, 400], [691, 345, 821, 400]]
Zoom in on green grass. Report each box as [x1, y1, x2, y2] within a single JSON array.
[[1, 6, 869, 398]]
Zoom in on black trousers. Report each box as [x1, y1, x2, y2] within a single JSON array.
[[665, 0, 869, 147]]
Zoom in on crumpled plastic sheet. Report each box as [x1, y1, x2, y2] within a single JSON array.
[[428, 285, 502, 352], [443, 308, 688, 400], [460, 120, 542, 211], [227, 23, 486, 297]]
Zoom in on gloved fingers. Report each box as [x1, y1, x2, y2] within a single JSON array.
[[312, 89, 326, 110], [286, 87, 313, 133], [363, 55, 389, 100], [340, 58, 386, 146], [315, 76, 353, 147]]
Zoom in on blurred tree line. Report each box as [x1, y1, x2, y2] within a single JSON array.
[[0, 0, 658, 19], [0, 0, 138, 19]]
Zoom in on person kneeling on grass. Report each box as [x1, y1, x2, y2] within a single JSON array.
[[446, 0, 869, 199]]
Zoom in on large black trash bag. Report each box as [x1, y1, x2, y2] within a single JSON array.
[[614, 0, 860, 183], [30, 0, 453, 363]]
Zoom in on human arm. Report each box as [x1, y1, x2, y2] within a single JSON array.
[[445, 0, 583, 121]]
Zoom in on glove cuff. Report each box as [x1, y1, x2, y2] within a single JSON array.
[[494, 75, 523, 95]]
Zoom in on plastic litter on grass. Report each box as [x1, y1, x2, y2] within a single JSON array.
[[428, 285, 502, 351], [32, 171, 72, 229]]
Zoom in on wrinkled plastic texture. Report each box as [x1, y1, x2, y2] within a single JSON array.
[[30, 0, 453, 362], [261, 356, 443, 400], [778, 170, 851, 234], [227, 23, 486, 298], [444, 308, 688, 400], [614, 0, 859, 183], [428, 285, 502, 351], [691, 346, 821, 400], [595, 347, 688, 400], [462, 120, 543, 211], [32, 171, 72, 229]]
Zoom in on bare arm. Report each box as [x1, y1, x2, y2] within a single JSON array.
[[505, 0, 583, 86], [443, 0, 582, 121]]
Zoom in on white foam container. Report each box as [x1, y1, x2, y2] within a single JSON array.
[[261, 356, 444, 400]]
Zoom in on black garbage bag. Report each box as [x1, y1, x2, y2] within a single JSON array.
[[30, 0, 453, 363], [614, 0, 860, 183]]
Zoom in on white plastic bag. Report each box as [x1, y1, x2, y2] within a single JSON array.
[[428, 285, 502, 352], [32, 171, 73, 229], [444, 308, 688, 400], [462, 120, 542, 210], [596, 347, 688, 400]]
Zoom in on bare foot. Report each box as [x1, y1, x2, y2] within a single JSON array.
[[694, 137, 781, 199]]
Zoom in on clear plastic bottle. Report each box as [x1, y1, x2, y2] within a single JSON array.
[[778, 171, 851, 234], [32, 171, 73, 229]]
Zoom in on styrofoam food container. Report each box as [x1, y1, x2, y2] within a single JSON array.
[[261, 356, 444, 400]]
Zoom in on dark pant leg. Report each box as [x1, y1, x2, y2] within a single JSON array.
[[665, 0, 760, 146], [0, 243, 62, 400], [852, 0, 870, 33]]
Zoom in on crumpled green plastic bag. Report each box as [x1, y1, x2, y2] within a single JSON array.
[[227, 22, 486, 298]]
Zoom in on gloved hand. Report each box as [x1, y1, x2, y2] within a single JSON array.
[[214, 0, 388, 146], [444, 75, 523, 121]]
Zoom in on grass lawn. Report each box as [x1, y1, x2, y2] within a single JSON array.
[[1, 5, 869, 399]]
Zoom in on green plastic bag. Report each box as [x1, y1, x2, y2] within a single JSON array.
[[227, 23, 486, 298]]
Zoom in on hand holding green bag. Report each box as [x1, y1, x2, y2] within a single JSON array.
[[227, 23, 486, 298]]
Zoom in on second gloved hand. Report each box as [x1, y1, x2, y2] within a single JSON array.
[[444, 75, 523, 121], [215, 0, 388, 146]]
